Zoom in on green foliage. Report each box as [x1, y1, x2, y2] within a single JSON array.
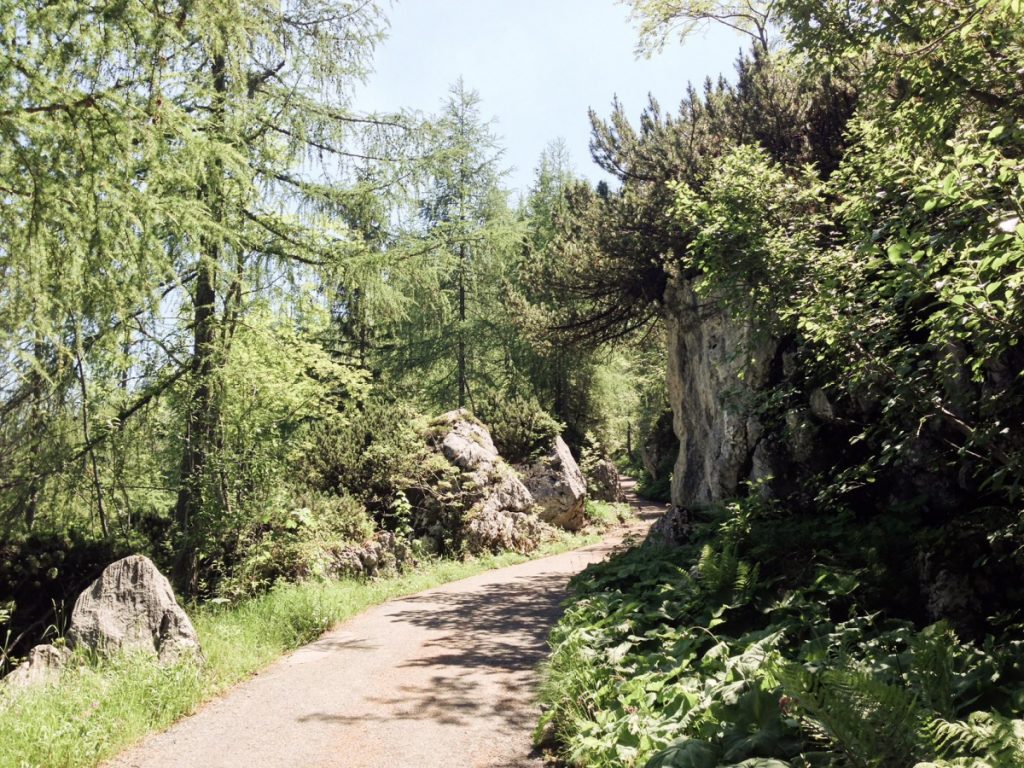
[[215, 491, 375, 599], [538, 503, 1024, 768], [583, 500, 633, 527], [480, 395, 564, 464]]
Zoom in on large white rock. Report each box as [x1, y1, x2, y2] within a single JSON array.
[[521, 436, 587, 531], [68, 555, 202, 664], [431, 410, 545, 554]]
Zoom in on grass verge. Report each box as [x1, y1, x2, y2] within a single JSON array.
[[0, 532, 598, 768]]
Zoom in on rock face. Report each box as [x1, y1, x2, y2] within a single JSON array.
[[331, 531, 413, 578], [521, 436, 587, 531], [588, 459, 625, 503], [642, 410, 679, 481], [68, 555, 201, 663], [3, 643, 71, 689], [665, 278, 777, 509], [430, 409, 545, 554]]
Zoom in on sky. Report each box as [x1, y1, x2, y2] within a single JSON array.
[[353, 0, 748, 196]]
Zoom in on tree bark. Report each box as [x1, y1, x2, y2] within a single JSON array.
[[174, 51, 226, 595], [458, 247, 467, 408]]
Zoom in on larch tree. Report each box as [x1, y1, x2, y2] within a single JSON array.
[[0, 0, 408, 594], [388, 80, 518, 411]]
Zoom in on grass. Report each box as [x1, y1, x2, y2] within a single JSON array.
[[0, 532, 598, 768], [584, 499, 633, 527]]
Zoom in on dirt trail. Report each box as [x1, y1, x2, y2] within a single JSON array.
[[107, 481, 665, 768]]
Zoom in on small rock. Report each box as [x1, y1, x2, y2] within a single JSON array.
[[809, 388, 836, 423], [588, 459, 625, 503], [68, 555, 202, 664], [4, 644, 71, 689]]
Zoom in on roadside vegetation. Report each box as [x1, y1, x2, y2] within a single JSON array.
[[536, 1, 1024, 766], [0, 532, 598, 768]]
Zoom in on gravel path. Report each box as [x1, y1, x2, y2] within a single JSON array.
[[107, 482, 664, 768]]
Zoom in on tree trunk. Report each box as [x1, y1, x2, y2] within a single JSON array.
[[457, 247, 467, 408], [174, 52, 226, 595], [173, 250, 218, 595]]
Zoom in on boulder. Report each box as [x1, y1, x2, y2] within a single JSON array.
[[429, 409, 545, 554], [521, 436, 587, 531], [588, 459, 625, 503], [465, 464, 547, 553], [3, 643, 71, 689], [68, 555, 201, 664], [437, 409, 499, 482]]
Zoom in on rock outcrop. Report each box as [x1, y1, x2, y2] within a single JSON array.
[[331, 531, 413, 578], [3, 643, 71, 689], [521, 436, 587, 531], [642, 410, 679, 482], [68, 554, 201, 663], [588, 459, 625, 503], [664, 278, 777, 510], [429, 409, 546, 554]]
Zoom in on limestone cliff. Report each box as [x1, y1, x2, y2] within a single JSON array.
[[664, 277, 777, 510]]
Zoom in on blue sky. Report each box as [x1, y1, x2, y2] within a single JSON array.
[[353, 0, 747, 196]]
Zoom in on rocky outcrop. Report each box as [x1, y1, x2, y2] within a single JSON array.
[[3, 643, 71, 689], [665, 278, 777, 510], [68, 555, 201, 664], [465, 463, 546, 554], [331, 531, 414, 578], [588, 459, 625, 503], [521, 436, 587, 531], [428, 409, 546, 554], [642, 410, 679, 481]]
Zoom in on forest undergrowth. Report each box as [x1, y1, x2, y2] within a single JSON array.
[[538, 497, 1024, 768]]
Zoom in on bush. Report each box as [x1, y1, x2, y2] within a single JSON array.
[[216, 491, 374, 599], [480, 395, 564, 464], [294, 398, 428, 525], [583, 500, 631, 527]]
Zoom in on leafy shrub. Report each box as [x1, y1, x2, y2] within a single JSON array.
[[295, 398, 428, 524], [479, 395, 564, 464], [583, 500, 631, 527], [537, 501, 1024, 768], [216, 491, 374, 599]]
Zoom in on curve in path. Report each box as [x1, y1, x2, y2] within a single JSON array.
[[107, 481, 664, 768]]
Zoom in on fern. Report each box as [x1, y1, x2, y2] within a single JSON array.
[[779, 661, 927, 767], [697, 544, 759, 603], [924, 711, 1024, 766]]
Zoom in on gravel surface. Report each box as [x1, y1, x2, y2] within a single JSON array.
[[106, 481, 664, 768]]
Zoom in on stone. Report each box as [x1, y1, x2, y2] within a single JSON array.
[[664, 277, 776, 508], [588, 459, 625, 503], [428, 410, 544, 554], [331, 531, 414, 578], [437, 409, 498, 482], [647, 506, 692, 545], [68, 555, 201, 664], [464, 464, 545, 554], [521, 436, 587, 531], [641, 410, 678, 481], [3, 644, 71, 689], [809, 388, 837, 423]]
